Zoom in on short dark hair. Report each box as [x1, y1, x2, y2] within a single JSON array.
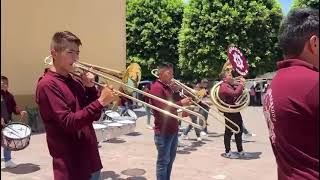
[[278, 8, 319, 58], [157, 62, 173, 70], [201, 78, 208, 84], [50, 31, 82, 52], [228, 43, 236, 49], [218, 71, 227, 81], [1, 76, 8, 82]]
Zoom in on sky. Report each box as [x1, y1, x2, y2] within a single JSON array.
[[279, 0, 294, 14]]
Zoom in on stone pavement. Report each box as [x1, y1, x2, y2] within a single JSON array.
[[1, 106, 277, 180]]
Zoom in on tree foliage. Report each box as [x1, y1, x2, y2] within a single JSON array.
[[292, 0, 319, 9], [178, 0, 283, 81], [126, 0, 184, 80]]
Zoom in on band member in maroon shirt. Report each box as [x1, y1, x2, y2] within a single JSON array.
[[36, 31, 116, 180], [218, 71, 246, 158], [263, 8, 319, 180], [149, 62, 191, 180]]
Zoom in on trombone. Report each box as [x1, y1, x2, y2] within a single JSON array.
[[44, 56, 206, 130], [151, 69, 240, 134]]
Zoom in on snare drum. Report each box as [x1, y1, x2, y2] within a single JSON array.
[[101, 120, 112, 124], [105, 111, 121, 120], [113, 116, 135, 122], [113, 116, 136, 134], [106, 123, 123, 139], [1, 122, 32, 151], [117, 120, 136, 134], [93, 123, 108, 143], [126, 109, 137, 120]]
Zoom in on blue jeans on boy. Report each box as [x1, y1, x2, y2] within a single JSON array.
[[199, 105, 209, 133], [145, 105, 151, 125], [184, 105, 208, 135], [154, 132, 178, 180], [183, 114, 201, 137], [3, 148, 11, 162]]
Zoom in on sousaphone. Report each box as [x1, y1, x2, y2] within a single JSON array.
[[210, 46, 250, 113]]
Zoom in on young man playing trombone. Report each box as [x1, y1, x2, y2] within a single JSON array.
[[149, 62, 192, 180], [36, 31, 116, 180]]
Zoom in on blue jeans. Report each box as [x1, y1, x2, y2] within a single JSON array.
[[184, 106, 208, 135], [145, 105, 151, 125], [3, 148, 11, 162], [154, 133, 178, 180], [199, 106, 209, 133], [90, 170, 101, 180], [183, 114, 201, 137]]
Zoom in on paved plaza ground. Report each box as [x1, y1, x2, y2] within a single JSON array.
[[1, 106, 277, 180]]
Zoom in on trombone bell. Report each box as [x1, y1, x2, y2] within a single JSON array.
[[122, 63, 141, 95]]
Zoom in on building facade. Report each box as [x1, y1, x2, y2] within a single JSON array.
[[1, 0, 126, 108]]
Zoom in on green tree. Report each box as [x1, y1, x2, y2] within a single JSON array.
[[292, 0, 319, 9], [178, 0, 283, 81], [126, 0, 184, 80]]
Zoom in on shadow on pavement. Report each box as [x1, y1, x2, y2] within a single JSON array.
[[125, 132, 142, 136], [231, 139, 256, 143], [100, 170, 121, 179], [101, 169, 147, 180], [176, 140, 206, 154], [1, 163, 40, 174], [121, 168, 146, 176], [190, 140, 206, 147], [105, 138, 126, 144], [176, 150, 191, 154], [126, 177, 147, 180], [220, 152, 262, 160], [238, 152, 262, 160], [208, 132, 224, 138]]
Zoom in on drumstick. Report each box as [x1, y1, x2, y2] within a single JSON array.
[[17, 116, 28, 136]]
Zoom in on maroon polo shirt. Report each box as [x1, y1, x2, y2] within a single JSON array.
[[149, 80, 182, 135], [263, 59, 319, 180], [218, 82, 244, 105], [36, 70, 104, 180]]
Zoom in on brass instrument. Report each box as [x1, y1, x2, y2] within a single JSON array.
[[44, 56, 206, 130], [151, 69, 240, 134], [210, 60, 272, 113], [234, 77, 272, 83], [210, 81, 250, 113]]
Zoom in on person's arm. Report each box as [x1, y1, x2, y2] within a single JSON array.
[[8, 93, 20, 115], [9, 93, 27, 117], [36, 82, 104, 133]]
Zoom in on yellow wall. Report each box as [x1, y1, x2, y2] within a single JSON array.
[[1, 0, 126, 108]]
